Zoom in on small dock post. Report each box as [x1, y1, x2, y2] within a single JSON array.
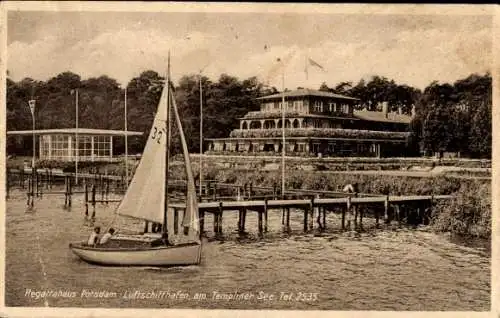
[[199, 208, 205, 238], [359, 205, 363, 231], [285, 207, 291, 233], [34, 170, 39, 197], [64, 176, 68, 207], [384, 195, 390, 224], [346, 195, 352, 231], [39, 171, 43, 198], [258, 208, 263, 237], [309, 196, 315, 231], [322, 206, 327, 230], [20, 168, 25, 189], [84, 184, 89, 217], [45, 169, 49, 189], [49, 168, 53, 189], [303, 205, 309, 233], [341, 204, 346, 230], [105, 178, 110, 204], [395, 204, 401, 227], [238, 208, 243, 233], [91, 184, 96, 220], [239, 207, 247, 235], [68, 175, 72, 208], [217, 202, 224, 237], [173, 208, 179, 234], [264, 199, 268, 233]]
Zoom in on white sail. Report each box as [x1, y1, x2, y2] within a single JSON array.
[[116, 83, 168, 223]]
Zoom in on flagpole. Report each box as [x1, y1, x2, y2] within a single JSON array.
[[281, 61, 286, 198], [163, 51, 171, 236], [199, 71, 203, 198], [124, 87, 129, 184], [75, 89, 79, 185]]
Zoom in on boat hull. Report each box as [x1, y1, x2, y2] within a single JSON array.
[[69, 240, 202, 266]]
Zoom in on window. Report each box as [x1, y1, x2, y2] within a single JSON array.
[[40, 135, 51, 159], [312, 143, 320, 153], [94, 135, 111, 158], [328, 102, 334, 112], [342, 104, 350, 113], [51, 135, 70, 160], [328, 143, 335, 153], [313, 100, 323, 112]]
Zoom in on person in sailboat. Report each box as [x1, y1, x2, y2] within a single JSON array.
[[99, 228, 116, 245], [150, 232, 172, 247], [87, 226, 101, 246]]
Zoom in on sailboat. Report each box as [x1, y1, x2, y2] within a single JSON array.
[[69, 55, 202, 266]]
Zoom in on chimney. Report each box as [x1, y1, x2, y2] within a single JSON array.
[[382, 101, 388, 118]]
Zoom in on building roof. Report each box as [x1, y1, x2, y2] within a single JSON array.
[[239, 111, 360, 121], [7, 128, 143, 136], [257, 88, 359, 101], [353, 110, 412, 124]]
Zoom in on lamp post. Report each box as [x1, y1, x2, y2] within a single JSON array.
[[28, 99, 36, 170]]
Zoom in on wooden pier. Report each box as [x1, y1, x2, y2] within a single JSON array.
[[169, 194, 451, 237]]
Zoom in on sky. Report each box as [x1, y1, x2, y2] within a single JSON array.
[[6, 7, 493, 90]]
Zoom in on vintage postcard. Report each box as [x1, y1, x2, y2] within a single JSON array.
[[0, 2, 497, 318]]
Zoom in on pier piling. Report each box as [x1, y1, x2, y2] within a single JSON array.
[[285, 207, 291, 233], [84, 184, 89, 217], [264, 199, 268, 233], [384, 195, 390, 224], [199, 209, 205, 238], [173, 208, 179, 234], [258, 209, 263, 237], [91, 184, 96, 219]]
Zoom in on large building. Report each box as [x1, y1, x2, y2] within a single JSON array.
[[206, 89, 414, 157], [7, 128, 142, 162]]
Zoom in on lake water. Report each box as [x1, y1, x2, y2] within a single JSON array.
[[4, 189, 490, 310]]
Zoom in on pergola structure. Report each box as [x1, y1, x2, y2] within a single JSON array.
[[7, 128, 142, 162]]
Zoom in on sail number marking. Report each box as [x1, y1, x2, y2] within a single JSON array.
[[151, 127, 167, 144]]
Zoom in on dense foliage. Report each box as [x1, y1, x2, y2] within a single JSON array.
[[7, 71, 491, 158]]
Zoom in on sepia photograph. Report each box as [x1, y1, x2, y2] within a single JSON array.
[[1, 2, 494, 314]]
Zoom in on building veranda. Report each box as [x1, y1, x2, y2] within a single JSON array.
[[206, 89, 414, 158]]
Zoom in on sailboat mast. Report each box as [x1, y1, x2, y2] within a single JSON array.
[[163, 52, 171, 235]]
